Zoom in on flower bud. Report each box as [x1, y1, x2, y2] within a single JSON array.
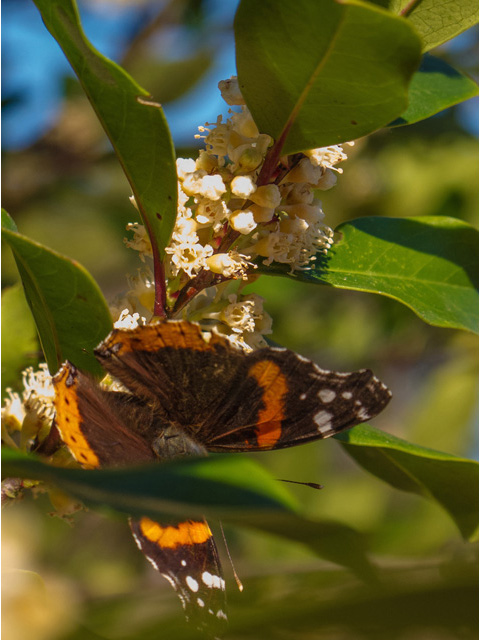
[[206, 253, 233, 274], [250, 204, 275, 223], [284, 157, 322, 184], [249, 184, 281, 209], [236, 147, 263, 172], [230, 210, 257, 235], [282, 203, 324, 225], [218, 76, 245, 106], [231, 175, 257, 198], [314, 168, 337, 190]]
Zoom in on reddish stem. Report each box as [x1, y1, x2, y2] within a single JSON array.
[[153, 249, 167, 318]]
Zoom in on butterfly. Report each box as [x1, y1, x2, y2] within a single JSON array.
[[52, 320, 391, 636]]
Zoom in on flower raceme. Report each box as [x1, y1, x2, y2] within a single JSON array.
[[121, 76, 352, 346]]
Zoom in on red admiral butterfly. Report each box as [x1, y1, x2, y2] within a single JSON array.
[[52, 321, 391, 636]]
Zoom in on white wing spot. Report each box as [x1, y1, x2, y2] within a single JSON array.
[[186, 576, 199, 592], [217, 610, 228, 620], [300, 393, 307, 400], [201, 571, 225, 590], [314, 410, 333, 433], [342, 391, 353, 400], [181, 560, 187, 567], [356, 407, 370, 420], [197, 598, 205, 608], [295, 353, 310, 362], [318, 388, 336, 403]]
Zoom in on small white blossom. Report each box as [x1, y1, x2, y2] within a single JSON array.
[[113, 310, 146, 329], [2, 364, 56, 448], [166, 242, 214, 278], [124, 223, 152, 262], [305, 143, 351, 172], [1, 389, 25, 432], [195, 198, 229, 231]]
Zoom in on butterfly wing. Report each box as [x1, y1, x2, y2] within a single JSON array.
[[130, 516, 227, 637], [205, 348, 392, 451], [94, 322, 391, 452], [53, 361, 225, 634], [52, 361, 157, 467]]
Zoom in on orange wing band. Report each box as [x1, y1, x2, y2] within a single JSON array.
[[52, 364, 100, 469], [139, 517, 213, 549], [248, 360, 287, 449], [102, 322, 213, 355]]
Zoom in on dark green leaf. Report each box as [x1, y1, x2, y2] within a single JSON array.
[[1, 285, 39, 397], [335, 424, 479, 540], [235, 0, 422, 153], [1, 217, 112, 375], [33, 0, 177, 260], [368, 0, 479, 52], [390, 54, 478, 127], [2, 448, 373, 576], [260, 216, 479, 333]]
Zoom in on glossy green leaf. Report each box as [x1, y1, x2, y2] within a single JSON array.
[[390, 54, 478, 127], [235, 0, 422, 153], [261, 216, 478, 333], [1, 213, 112, 376], [1, 285, 39, 397], [2, 448, 373, 576], [33, 0, 177, 260], [368, 0, 479, 52], [335, 424, 479, 540]]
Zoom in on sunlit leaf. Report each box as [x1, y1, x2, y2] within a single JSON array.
[[335, 423, 479, 540], [368, 0, 479, 51], [1, 284, 39, 397], [260, 216, 479, 333], [235, 0, 422, 153], [391, 54, 478, 127], [1, 212, 112, 375], [33, 0, 177, 261]]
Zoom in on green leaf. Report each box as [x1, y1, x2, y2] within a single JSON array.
[[1, 209, 18, 232], [390, 54, 478, 127], [2, 448, 373, 576], [235, 0, 422, 153], [260, 216, 479, 333], [1, 215, 112, 376], [335, 424, 479, 540], [1, 285, 39, 397], [32, 0, 177, 260], [368, 0, 479, 52]]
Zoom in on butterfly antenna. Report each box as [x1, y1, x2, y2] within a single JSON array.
[[277, 478, 324, 490], [219, 522, 243, 592]]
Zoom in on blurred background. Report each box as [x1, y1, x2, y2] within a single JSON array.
[[2, 0, 478, 638]]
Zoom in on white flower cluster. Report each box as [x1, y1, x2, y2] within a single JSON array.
[[120, 76, 351, 348], [127, 76, 350, 282], [1, 364, 55, 448]]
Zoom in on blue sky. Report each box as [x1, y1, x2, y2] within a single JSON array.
[[2, 0, 477, 151]]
